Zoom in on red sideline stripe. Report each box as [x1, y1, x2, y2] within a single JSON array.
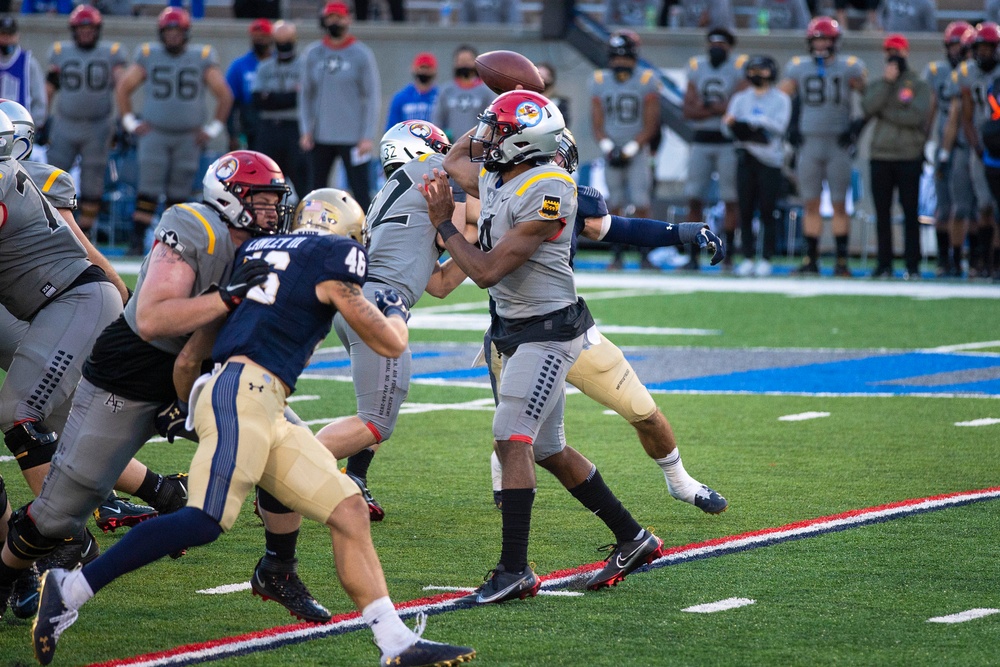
[[87, 486, 1000, 667]]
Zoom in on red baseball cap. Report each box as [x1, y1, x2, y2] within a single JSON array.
[[412, 52, 437, 70], [249, 18, 272, 34], [883, 33, 909, 52], [322, 1, 350, 17]]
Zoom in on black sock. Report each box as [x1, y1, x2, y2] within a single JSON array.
[[345, 448, 375, 481], [936, 231, 951, 269], [806, 236, 819, 264], [835, 234, 848, 260], [952, 245, 963, 270], [725, 230, 736, 255], [264, 529, 299, 562], [568, 468, 642, 545], [0, 559, 22, 587], [499, 488, 534, 572], [134, 469, 161, 506]]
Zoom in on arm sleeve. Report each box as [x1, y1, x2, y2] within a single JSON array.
[[601, 217, 705, 247]]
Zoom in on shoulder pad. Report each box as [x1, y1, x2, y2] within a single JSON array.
[[594, 70, 603, 84], [640, 69, 654, 85], [929, 62, 938, 75], [111, 42, 121, 55], [791, 56, 802, 66], [162, 203, 223, 256], [201, 45, 212, 59], [960, 62, 968, 76], [846, 56, 858, 66], [53, 42, 62, 55], [514, 170, 576, 197], [734, 54, 748, 69], [688, 57, 698, 70], [141, 43, 151, 57]]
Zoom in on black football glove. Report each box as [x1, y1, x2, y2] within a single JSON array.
[[219, 258, 270, 311], [607, 147, 631, 168], [155, 399, 190, 444], [695, 225, 726, 266], [374, 288, 410, 322]]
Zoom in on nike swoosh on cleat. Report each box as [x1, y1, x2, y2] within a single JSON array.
[[101, 506, 123, 514], [15, 593, 39, 609]]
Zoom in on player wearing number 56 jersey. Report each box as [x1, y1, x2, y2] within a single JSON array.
[[780, 16, 866, 277], [46, 5, 128, 235], [115, 6, 233, 256]]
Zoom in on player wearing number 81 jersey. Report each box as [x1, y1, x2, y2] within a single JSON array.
[[46, 5, 129, 235], [780, 16, 866, 277]]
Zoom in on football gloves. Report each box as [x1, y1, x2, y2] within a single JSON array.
[[155, 399, 190, 444], [219, 258, 270, 311], [375, 288, 410, 322], [696, 224, 726, 266]]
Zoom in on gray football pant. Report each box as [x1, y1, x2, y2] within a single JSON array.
[[31, 377, 161, 539], [0, 281, 122, 434], [47, 117, 114, 201], [137, 127, 200, 201]]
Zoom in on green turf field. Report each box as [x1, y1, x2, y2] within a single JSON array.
[[1, 276, 998, 666]]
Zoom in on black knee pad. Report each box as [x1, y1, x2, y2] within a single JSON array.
[[7, 504, 60, 561], [134, 193, 158, 219], [256, 486, 294, 514], [0, 474, 7, 511], [3, 420, 58, 471]]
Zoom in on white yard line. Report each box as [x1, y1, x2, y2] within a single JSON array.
[[286, 395, 320, 403], [954, 418, 1000, 427], [198, 582, 252, 595], [0, 455, 13, 463], [779, 412, 831, 422], [682, 598, 756, 613], [927, 340, 1000, 353], [927, 608, 1000, 624]]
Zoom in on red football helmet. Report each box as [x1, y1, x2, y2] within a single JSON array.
[[944, 20, 973, 45], [806, 16, 841, 40], [961, 25, 978, 48], [69, 4, 101, 28], [203, 150, 291, 235], [471, 90, 565, 172], [974, 21, 1000, 46], [158, 6, 191, 31]]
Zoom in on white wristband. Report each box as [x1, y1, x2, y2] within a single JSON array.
[[937, 148, 950, 163], [622, 140, 640, 158], [202, 119, 224, 139], [121, 112, 140, 133], [599, 138, 615, 154]]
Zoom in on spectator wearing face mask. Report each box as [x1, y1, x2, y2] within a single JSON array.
[[862, 34, 932, 280], [431, 44, 492, 141], [252, 20, 308, 198], [385, 52, 439, 130], [0, 16, 46, 127], [299, 1, 380, 208], [226, 18, 273, 151], [723, 55, 791, 278]]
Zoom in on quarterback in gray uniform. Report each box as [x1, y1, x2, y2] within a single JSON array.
[[434, 91, 664, 600], [0, 151, 329, 626], [924, 21, 974, 277], [780, 16, 866, 277], [313, 120, 472, 521], [682, 27, 746, 271], [45, 5, 128, 234], [590, 31, 661, 270], [115, 6, 233, 256]]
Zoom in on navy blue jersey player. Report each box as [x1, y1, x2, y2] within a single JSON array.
[[32, 200, 476, 667]]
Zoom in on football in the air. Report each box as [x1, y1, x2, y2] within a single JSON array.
[[474, 50, 546, 95]]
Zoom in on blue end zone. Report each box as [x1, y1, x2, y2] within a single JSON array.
[[648, 353, 1000, 397]]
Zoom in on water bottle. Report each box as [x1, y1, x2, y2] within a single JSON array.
[[645, 4, 657, 27], [439, 0, 452, 26], [669, 5, 682, 27], [756, 8, 770, 34]]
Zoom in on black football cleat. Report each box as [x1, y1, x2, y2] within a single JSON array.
[[473, 564, 540, 604], [251, 556, 331, 623], [93, 492, 157, 532], [9, 563, 40, 619], [380, 611, 476, 666], [32, 568, 78, 666], [693, 485, 729, 515], [344, 470, 385, 522], [37, 528, 100, 574], [586, 531, 664, 591]]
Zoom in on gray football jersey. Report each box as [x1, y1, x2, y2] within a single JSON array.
[[686, 54, 747, 132], [123, 202, 239, 355], [48, 40, 128, 121], [135, 42, 219, 132], [22, 161, 77, 210], [0, 159, 89, 320], [784, 55, 867, 135], [923, 60, 957, 141], [956, 60, 996, 139], [590, 67, 662, 144], [366, 152, 445, 307], [477, 164, 578, 320], [430, 80, 494, 140]]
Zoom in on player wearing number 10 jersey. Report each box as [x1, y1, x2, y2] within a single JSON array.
[[780, 16, 866, 276], [46, 5, 129, 234]]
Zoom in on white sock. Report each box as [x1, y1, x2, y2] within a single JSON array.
[[363, 596, 416, 658], [61, 569, 95, 611], [655, 450, 700, 503], [490, 451, 503, 492]]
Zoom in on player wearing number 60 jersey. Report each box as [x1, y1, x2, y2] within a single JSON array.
[[312, 120, 472, 520], [46, 5, 129, 235], [780, 16, 866, 276]]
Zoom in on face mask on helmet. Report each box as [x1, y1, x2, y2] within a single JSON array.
[[203, 152, 291, 236], [0, 99, 34, 160], [160, 27, 187, 55], [470, 93, 564, 173], [555, 129, 578, 174], [977, 45, 999, 72], [379, 120, 450, 177], [292, 188, 366, 242], [72, 26, 100, 50]]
